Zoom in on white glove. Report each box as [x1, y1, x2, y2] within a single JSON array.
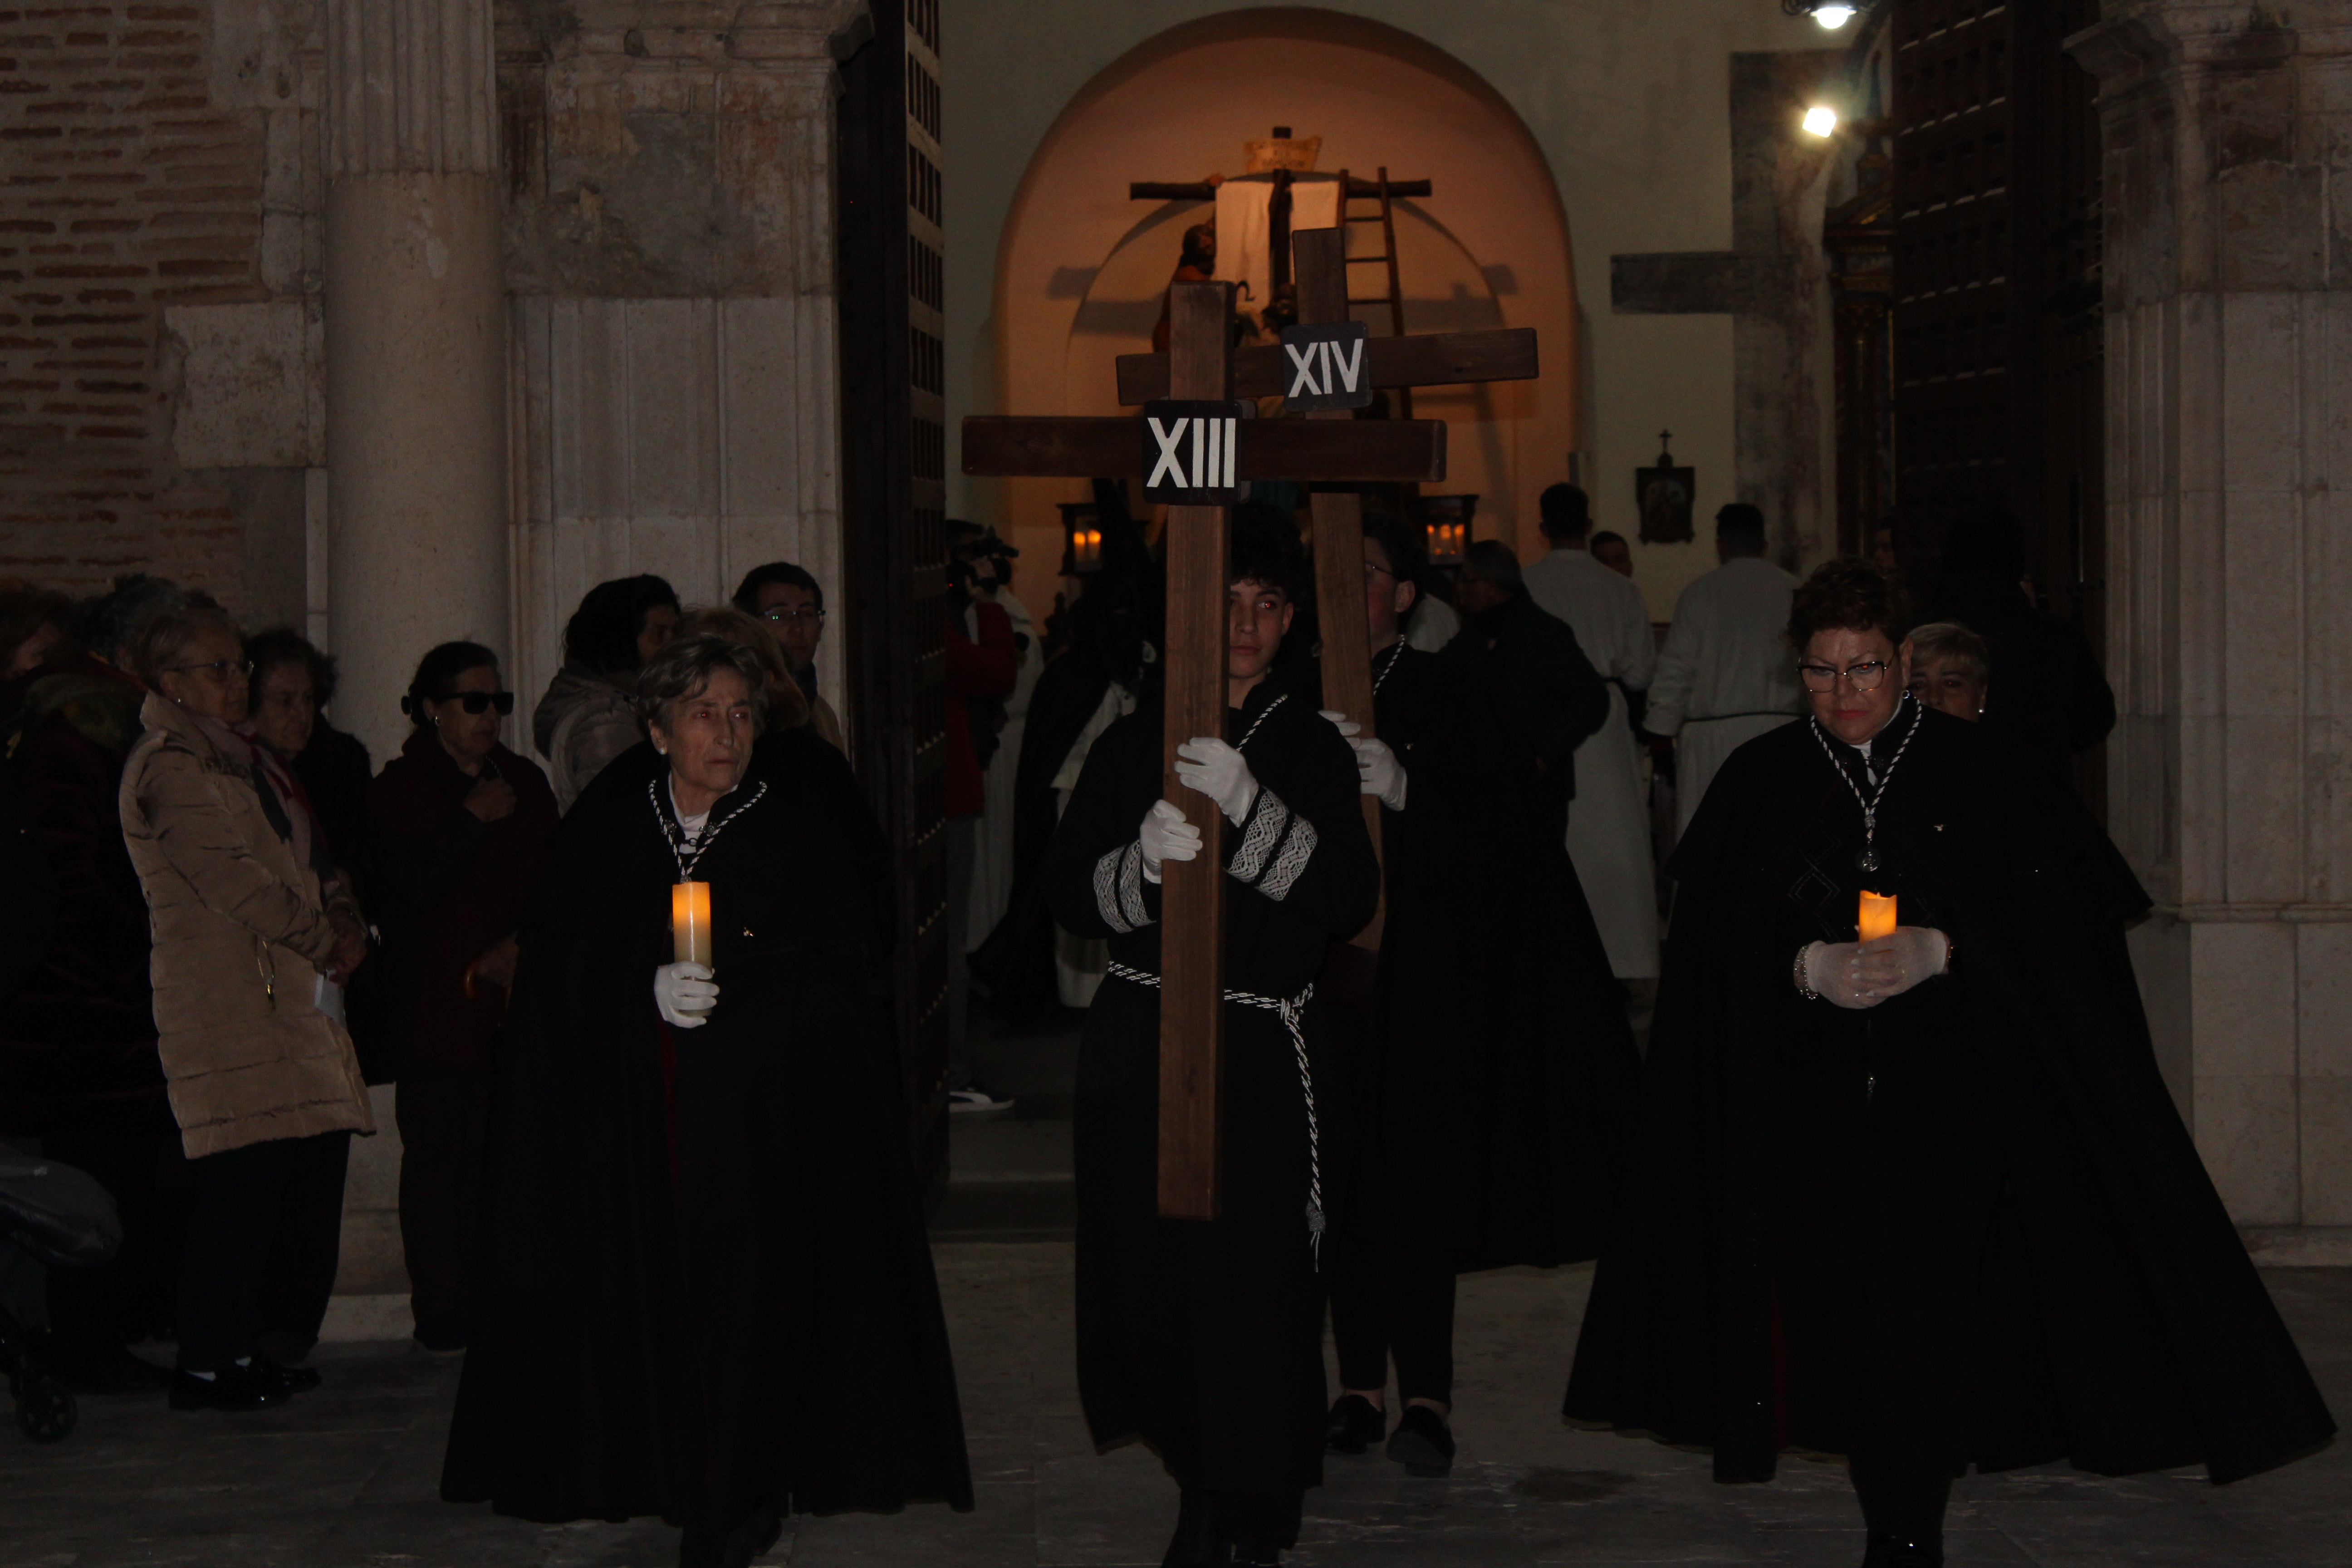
[[1138, 799, 1200, 884], [1174, 736, 1259, 826], [1320, 710, 1406, 810], [1800, 928, 1949, 1009], [655, 961, 719, 1029]]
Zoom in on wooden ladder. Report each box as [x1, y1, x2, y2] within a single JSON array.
[[1340, 167, 1411, 418]]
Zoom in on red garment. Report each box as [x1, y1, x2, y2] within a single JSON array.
[[945, 599, 1016, 820], [364, 730, 559, 1074]]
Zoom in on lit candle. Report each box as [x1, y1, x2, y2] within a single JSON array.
[[1858, 890, 1898, 942], [672, 880, 714, 970]]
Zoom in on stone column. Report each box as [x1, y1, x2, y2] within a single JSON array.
[[324, 0, 507, 764], [2073, 4, 2352, 1260]]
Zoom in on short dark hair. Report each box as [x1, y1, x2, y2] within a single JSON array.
[[731, 561, 822, 617], [1940, 502, 2027, 580], [0, 579, 69, 662], [1460, 539, 1524, 593], [245, 627, 338, 708], [1591, 529, 1629, 554], [1787, 559, 1911, 653], [401, 641, 500, 728], [635, 633, 772, 737], [1360, 508, 1427, 587], [1716, 503, 1767, 554], [79, 573, 187, 666], [1539, 483, 1592, 543], [1230, 500, 1308, 603], [563, 575, 680, 677]]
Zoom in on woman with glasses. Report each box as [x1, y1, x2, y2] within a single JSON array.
[[363, 642, 557, 1353], [119, 606, 373, 1410], [1567, 560, 2333, 1567]]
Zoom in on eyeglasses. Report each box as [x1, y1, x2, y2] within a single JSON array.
[[1798, 659, 1892, 692], [762, 607, 826, 627], [171, 658, 253, 681], [435, 690, 516, 715]]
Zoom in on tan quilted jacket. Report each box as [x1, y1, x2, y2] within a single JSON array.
[[119, 693, 374, 1158]]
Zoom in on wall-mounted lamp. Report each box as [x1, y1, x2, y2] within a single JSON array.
[[1814, 3, 1857, 27], [1802, 105, 1841, 138], [1059, 502, 1108, 575]]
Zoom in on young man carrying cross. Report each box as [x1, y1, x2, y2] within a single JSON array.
[[1046, 506, 1379, 1568]]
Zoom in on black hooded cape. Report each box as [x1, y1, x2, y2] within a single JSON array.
[[1290, 645, 1639, 1265], [1564, 702, 2334, 1485], [1046, 683, 1379, 1504], [441, 731, 972, 1535]]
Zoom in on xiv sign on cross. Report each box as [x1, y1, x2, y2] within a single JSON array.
[[1278, 321, 1372, 412]]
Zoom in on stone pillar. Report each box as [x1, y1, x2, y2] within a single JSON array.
[[323, 0, 508, 764], [2073, 4, 2352, 1261]]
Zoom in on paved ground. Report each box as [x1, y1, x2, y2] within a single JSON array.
[[6, 1011, 2347, 1564]]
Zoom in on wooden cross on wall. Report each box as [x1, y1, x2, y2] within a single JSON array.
[[963, 235, 1536, 1222]]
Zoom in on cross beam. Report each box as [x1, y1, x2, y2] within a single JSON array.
[[960, 416, 1446, 484], [1114, 328, 1536, 407]]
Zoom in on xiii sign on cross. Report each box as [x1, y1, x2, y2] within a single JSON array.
[[962, 228, 1537, 1221]]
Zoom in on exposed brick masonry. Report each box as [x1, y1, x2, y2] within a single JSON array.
[[0, 3, 267, 600]]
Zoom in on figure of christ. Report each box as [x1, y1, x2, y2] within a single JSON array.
[[1152, 219, 1219, 354], [1290, 511, 1639, 1478], [1044, 506, 1379, 1568]]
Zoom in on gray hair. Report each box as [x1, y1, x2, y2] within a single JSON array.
[[634, 633, 771, 736], [1907, 620, 1989, 686], [130, 605, 243, 691], [1459, 539, 1524, 593]]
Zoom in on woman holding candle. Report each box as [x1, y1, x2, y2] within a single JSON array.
[[1566, 560, 2333, 1568], [444, 633, 970, 1567], [363, 642, 558, 1353]]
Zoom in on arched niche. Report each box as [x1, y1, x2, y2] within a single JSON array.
[[984, 7, 1578, 592]]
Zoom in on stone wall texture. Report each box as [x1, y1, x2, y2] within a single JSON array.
[[0, 1, 318, 618], [2074, 0, 2352, 1253]]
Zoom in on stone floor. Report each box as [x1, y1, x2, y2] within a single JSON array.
[[2, 1249, 2347, 1566], [7, 1009, 2348, 1564]]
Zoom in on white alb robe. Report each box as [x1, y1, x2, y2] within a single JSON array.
[[1645, 555, 1805, 836], [1525, 547, 1661, 979]]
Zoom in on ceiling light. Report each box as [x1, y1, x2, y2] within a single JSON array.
[[1815, 4, 1857, 27], [1802, 105, 1840, 138]]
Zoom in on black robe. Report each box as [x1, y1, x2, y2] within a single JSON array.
[[442, 730, 972, 1535], [1047, 683, 1379, 1502], [1564, 701, 2335, 1485], [1291, 645, 1640, 1265]]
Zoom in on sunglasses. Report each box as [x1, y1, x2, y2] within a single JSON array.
[[436, 691, 516, 715]]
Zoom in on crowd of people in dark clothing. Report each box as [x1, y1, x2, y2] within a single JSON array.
[[0, 487, 2337, 1568]]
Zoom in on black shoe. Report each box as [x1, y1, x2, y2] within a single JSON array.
[[412, 1316, 468, 1353], [1385, 1403, 1455, 1477], [252, 1352, 321, 1396], [1326, 1392, 1387, 1454], [1861, 1537, 1943, 1568], [1216, 1546, 1279, 1567], [169, 1362, 291, 1411], [1162, 1492, 1213, 1568]]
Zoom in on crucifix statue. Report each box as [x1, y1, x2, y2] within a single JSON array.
[[963, 233, 1535, 1222]]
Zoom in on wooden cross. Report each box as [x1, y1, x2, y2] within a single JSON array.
[[963, 243, 1536, 1222]]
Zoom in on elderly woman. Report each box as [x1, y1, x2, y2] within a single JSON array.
[[1565, 561, 2334, 1567], [444, 634, 970, 1567], [118, 606, 372, 1411], [1902, 620, 1989, 723], [366, 642, 558, 1354], [245, 629, 374, 892]]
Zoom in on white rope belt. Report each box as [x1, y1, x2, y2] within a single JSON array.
[[1105, 960, 1324, 1264]]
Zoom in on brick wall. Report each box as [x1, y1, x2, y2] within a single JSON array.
[[0, 2, 273, 605]]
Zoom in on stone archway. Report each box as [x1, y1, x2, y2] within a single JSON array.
[[982, 7, 1580, 581]]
